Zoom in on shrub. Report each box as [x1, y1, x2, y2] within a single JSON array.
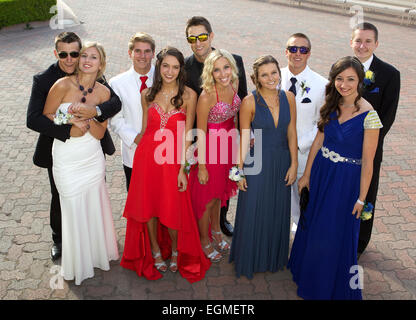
[[0, 0, 56, 29]]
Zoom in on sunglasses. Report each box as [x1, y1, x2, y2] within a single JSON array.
[[287, 46, 310, 54], [186, 33, 209, 44], [58, 51, 80, 59]]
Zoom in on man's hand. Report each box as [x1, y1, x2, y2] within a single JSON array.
[[68, 102, 97, 120]]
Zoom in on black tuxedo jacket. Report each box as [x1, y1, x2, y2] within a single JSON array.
[[184, 52, 248, 99], [362, 55, 400, 163], [26, 62, 122, 168]]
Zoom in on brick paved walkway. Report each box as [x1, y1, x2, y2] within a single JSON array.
[[0, 0, 415, 300]]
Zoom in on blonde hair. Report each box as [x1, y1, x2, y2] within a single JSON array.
[[77, 41, 106, 80], [128, 32, 155, 52], [201, 49, 239, 93]]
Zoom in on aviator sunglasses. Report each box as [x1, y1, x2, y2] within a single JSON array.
[[287, 46, 310, 54], [186, 33, 209, 44], [57, 51, 80, 59]]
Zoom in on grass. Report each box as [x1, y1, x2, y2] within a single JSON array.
[[0, 0, 56, 29]]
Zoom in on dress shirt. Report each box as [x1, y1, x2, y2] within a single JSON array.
[[109, 65, 154, 168], [362, 55, 374, 72]]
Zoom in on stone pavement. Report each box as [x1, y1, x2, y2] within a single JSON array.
[[0, 0, 415, 300]]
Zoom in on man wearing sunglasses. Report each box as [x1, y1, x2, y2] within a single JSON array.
[[184, 16, 248, 237], [26, 31, 121, 261], [350, 23, 400, 259], [280, 33, 327, 234]]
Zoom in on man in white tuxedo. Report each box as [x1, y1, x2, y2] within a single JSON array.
[[109, 32, 155, 190], [280, 33, 327, 233]]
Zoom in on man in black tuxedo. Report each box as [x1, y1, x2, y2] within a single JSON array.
[[26, 32, 121, 261], [184, 16, 248, 237], [350, 23, 401, 257]]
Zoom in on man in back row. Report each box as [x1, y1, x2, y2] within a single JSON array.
[[184, 16, 248, 237], [109, 32, 155, 191], [280, 32, 327, 234], [350, 22, 400, 258]]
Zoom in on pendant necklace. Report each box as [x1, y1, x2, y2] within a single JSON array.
[[76, 75, 96, 103], [160, 89, 177, 107]]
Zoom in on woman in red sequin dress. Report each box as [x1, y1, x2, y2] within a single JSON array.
[[121, 47, 210, 283], [189, 49, 240, 262]]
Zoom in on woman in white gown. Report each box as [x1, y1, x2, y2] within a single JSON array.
[[43, 42, 119, 285]]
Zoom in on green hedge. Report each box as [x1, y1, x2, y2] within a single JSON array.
[[0, 0, 56, 29]]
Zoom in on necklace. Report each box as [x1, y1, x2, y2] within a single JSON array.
[[160, 89, 177, 106], [76, 75, 96, 103], [262, 91, 279, 109]]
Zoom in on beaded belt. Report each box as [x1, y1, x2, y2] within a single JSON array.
[[321, 146, 361, 165]]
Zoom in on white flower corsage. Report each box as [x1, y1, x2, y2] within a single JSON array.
[[184, 144, 198, 174], [54, 109, 73, 125], [229, 166, 245, 182], [300, 81, 311, 96]]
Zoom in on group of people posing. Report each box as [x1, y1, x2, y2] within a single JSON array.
[[27, 16, 400, 300]]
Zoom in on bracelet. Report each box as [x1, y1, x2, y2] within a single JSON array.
[[356, 199, 365, 205]]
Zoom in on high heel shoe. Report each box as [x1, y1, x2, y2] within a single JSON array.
[[212, 230, 230, 252], [202, 242, 222, 263], [152, 251, 167, 273], [169, 250, 178, 273]]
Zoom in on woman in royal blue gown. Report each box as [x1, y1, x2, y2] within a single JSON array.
[[287, 56, 383, 300]]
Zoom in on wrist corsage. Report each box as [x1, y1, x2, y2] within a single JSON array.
[[54, 109, 73, 125], [229, 165, 245, 182], [184, 144, 197, 174], [360, 202, 374, 221]]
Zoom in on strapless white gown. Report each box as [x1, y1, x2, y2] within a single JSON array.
[[52, 103, 119, 285]]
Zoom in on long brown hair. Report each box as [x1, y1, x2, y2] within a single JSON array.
[[317, 56, 364, 132], [146, 46, 186, 109]]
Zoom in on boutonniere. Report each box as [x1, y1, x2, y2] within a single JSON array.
[[364, 70, 375, 88], [300, 81, 311, 96], [360, 202, 374, 221]]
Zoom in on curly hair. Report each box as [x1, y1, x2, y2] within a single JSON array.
[[317, 56, 365, 132], [145, 46, 186, 110], [200, 49, 239, 93]]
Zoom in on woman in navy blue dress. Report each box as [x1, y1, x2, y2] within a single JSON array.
[[287, 56, 382, 299], [229, 55, 298, 279]]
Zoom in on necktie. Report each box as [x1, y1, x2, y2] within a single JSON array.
[[289, 77, 297, 96], [139, 76, 148, 93]]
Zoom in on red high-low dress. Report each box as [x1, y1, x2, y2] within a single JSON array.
[[121, 103, 211, 283]]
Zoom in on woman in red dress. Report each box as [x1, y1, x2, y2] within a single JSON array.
[[120, 47, 211, 283]]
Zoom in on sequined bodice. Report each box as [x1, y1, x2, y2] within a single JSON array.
[[207, 93, 241, 123], [149, 103, 186, 130]]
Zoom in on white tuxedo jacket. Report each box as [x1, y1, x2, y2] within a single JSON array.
[[280, 65, 327, 176], [109, 65, 154, 168]]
